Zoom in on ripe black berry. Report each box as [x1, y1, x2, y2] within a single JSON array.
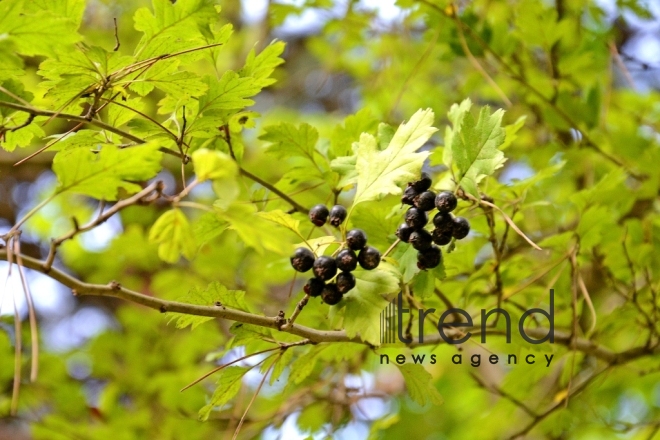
[[329, 205, 347, 227], [410, 172, 432, 193], [322, 283, 343, 305], [452, 217, 470, 239], [432, 228, 453, 246], [432, 212, 454, 234], [313, 256, 337, 280], [396, 223, 414, 243], [336, 272, 356, 294], [405, 207, 428, 230], [401, 186, 418, 205], [358, 246, 381, 270], [346, 229, 367, 250], [409, 229, 433, 251], [304, 278, 325, 297], [435, 191, 457, 213], [290, 247, 315, 272], [417, 245, 441, 270], [309, 204, 329, 226], [336, 249, 358, 272], [414, 191, 436, 211]]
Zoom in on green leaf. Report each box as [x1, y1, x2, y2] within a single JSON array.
[[436, 98, 473, 166], [214, 203, 289, 255], [128, 60, 207, 100], [149, 208, 197, 263], [0, 0, 82, 57], [330, 108, 379, 158], [330, 154, 358, 189], [1, 120, 45, 152], [193, 211, 228, 246], [191, 148, 238, 182], [228, 322, 272, 346], [451, 105, 507, 198], [333, 267, 399, 346], [133, 0, 218, 59], [167, 281, 249, 329], [412, 270, 435, 299], [260, 122, 320, 163], [393, 244, 419, 284], [257, 210, 301, 238], [200, 72, 261, 112], [287, 346, 326, 387], [353, 109, 437, 207], [269, 348, 294, 385], [52, 143, 163, 200], [198, 366, 249, 421], [397, 364, 443, 406], [293, 235, 337, 256], [107, 98, 147, 128], [500, 115, 526, 150], [239, 40, 285, 88]]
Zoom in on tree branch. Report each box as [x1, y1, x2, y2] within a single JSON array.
[[0, 101, 183, 160], [43, 182, 164, 271], [1, 249, 658, 364]]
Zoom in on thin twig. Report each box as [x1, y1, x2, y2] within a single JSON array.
[[463, 193, 542, 251], [181, 346, 281, 392], [280, 294, 310, 330], [470, 373, 537, 418], [43, 182, 163, 271], [0, 101, 183, 160], [382, 238, 401, 259], [14, 241, 39, 382], [232, 354, 278, 440], [452, 14, 512, 107], [608, 41, 635, 89], [113, 18, 120, 51]]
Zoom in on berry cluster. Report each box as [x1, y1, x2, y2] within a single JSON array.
[[290, 204, 381, 305], [396, 173, 470, 270]]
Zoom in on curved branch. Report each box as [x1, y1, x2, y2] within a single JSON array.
[[1, 249, 658, 364], [238, 167, 308, 214], [0, 101, 183, 160]]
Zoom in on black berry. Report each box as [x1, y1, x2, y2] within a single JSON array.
[[432, 211, 454, 234], [358, 246, 381, 270], [336, 249, 358, 272], [401, 186, 418, 205], [417, 245, 441, 270], [346, 229, 367, 250], [409, 229, 433, 251], [321, 283, 343, 305], [452, 217, 470, 239], [336, 272, 356, 294], [435, 191, 457, 213], [329, 205, 347, 227], [290, 247, 315, 272], [410, 172, 432, 192], [414, 191, 436, 211], [313, 256, 337, 280], [432, 228, 453, 246], [304, 278, 325, 297], [309, 204, 329, 226], [396, 223, 414, 243], [405, 207, 428, 230]]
